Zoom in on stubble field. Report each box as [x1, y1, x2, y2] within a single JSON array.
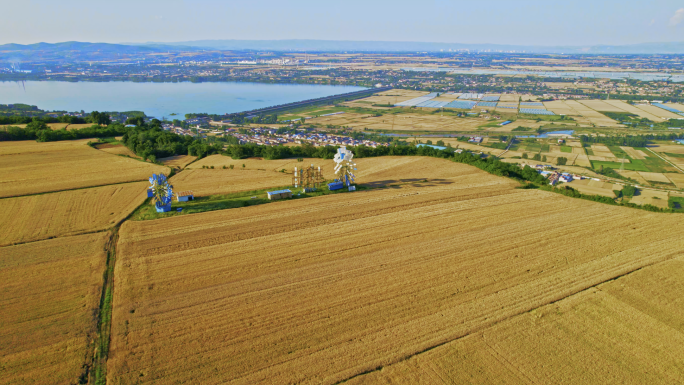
[[108, 157, 684, 384], [0, 140, 168, 197], [0, 181, 147, 246], [0, 233, 108, 385]]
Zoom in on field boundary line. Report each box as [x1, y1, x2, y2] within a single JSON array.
[[644, 147, 684, 174], [0, 228, 113, 248], [335, 252, 681, 384], [0, 180, 148, 200]]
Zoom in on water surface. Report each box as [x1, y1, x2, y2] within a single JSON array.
[[0, 81, 366, 119]]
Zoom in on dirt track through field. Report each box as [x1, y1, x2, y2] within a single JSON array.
[[108, 157, 684, 384]]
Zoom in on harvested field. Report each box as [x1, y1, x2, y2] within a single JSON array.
[[169, 169, 292, 197], [498, 94, 520, 102], [637, 172, 672, 184], [544, 100, 580, 116], [566, 179, 621, 197], [620, 146, 647, 160], [94, 143, 140, 158], [663, 172, 684, 188], [650, 144, 684, 154], [0, 181, 147, 246], [603, 100, 662, 121], [618, 170, 651, 186], [307, 113, 492, 132], [348, 280, 684, 384], [0, 233, 107, 385], [376, 89, 428, 98], [591, 144, 615, 158], [563, 100, 618, 127], [184, 156, 465, 194], [157, 155, 197, 169], [629, 189, 669, 208], [579, 99, 630, 112], [109, 157, 684, 384], [0, 140, 168, 197], [634, 104, 683, 120], [188, 155, 321, 171], [573, 154, 592, 167]]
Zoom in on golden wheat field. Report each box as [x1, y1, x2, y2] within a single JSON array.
[[108, 157, 684, 384], [0, 181, 147, 246], [0, 140, 168, 197], [169, 169, 293, 196], [156, 155, 197, 169], [94, 143, 140, 158], [0, 233, 108, 385]]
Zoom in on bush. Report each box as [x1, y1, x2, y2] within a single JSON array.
[[622, 185, 638, 197]]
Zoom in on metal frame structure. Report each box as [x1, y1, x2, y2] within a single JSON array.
[[293, 164, 325, 190]]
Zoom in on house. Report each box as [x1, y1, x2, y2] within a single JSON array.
[[267, 189, 293, 200], [177, 191, 194, 202]]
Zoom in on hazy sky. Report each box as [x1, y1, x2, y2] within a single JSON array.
[[2, 0, 684, 46]]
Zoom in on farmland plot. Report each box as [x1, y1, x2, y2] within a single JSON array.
[[94, 143, 140, 158], [0, 140, 168, 197], [157, 155, 197, 169], [0, 233, 107, 385], [170, 169, 293, 197], [603, 101, 662, 121], [634, 104, 682, 120], [349, 284, 684, 385], [0, 182, 147, 246], [109, 158, 684, 384]]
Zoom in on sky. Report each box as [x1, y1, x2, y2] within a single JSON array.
[[2, 0, 684, 46]]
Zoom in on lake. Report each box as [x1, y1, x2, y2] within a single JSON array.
[[0, 81, 366, 119]]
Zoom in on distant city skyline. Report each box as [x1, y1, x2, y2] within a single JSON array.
[[2, 0, 684, 47]]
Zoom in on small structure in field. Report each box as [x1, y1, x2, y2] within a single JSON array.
[[332, 146, 357, 189], [176, 191, 194, 202], [267, 189, 293, 200], [293, 164, 324, 191], [149, 173, 174, 213]]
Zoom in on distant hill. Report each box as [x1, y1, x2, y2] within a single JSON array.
[[4, 40, 684, 56], [136, 39, 684, 54], [0, 41, 162, 53]]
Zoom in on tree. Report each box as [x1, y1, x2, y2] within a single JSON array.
[[622, 185, 638, 197], [89, 111, 111, 126], [126, 116, 145, 127], [230, 145, 245, 159], [556, 157, 568, 166], [522, 152, 528, 159], [542, 155, 547, 162], [436, 140, 445, 146]]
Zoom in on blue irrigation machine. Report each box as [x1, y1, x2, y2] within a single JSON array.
[[149, 173, 174, 213]]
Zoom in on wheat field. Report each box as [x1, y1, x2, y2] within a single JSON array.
[[349, 255, 684, 384], [0, 181, 147, 246], [0, 233, 108, 385], [0, 140, 168, 197], [108, 157, 684, 384]]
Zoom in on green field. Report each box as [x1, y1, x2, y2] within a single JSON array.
[[131, 182, 371, 221], [560, 145, 573, 153], [591, 160, 650, 172]]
